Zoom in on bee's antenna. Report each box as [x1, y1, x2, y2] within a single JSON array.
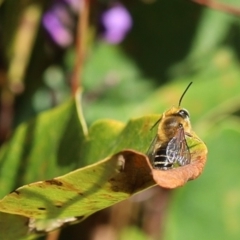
[[178, 82, 193, 107]]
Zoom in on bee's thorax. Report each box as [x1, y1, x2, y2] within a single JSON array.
[[157, 114, 191, 141]]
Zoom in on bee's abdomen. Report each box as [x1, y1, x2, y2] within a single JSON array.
[[153, 147, 173, 170]]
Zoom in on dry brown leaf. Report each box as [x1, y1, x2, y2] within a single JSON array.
[[146, 132, 208, 189]]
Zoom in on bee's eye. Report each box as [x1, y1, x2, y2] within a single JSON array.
[[178, 109, 190, 119]]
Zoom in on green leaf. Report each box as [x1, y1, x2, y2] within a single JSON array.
[[0, 213, 31, 240], [0, 96, 86, 198], [0, 113, 161, 221], [0, 150, 154, 220]]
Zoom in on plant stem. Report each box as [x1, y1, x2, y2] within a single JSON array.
[[71, 0, 90, 94], [192, 0, 240, 16]]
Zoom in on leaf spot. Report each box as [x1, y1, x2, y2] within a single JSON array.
[[76, 215, 85, 220], [38, 207, 46, 211], [45, 179, 63, 186]]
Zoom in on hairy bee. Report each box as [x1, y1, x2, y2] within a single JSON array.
[[147, 82, 193, 170]]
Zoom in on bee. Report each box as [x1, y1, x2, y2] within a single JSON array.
[[147, 82, 193, 170]]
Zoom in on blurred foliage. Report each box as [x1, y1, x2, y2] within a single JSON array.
[[0, 99, 85, 198], [1, 0, 240, 239]]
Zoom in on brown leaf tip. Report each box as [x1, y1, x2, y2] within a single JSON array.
[[147, 147, 208, 189]]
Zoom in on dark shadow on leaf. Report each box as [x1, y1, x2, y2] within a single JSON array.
[[57, 103, 83, 168], [12, 118, 36, 190]]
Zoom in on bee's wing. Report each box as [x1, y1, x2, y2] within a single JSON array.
[[166, 126, 191, 166], [146, 135, 159, 165]]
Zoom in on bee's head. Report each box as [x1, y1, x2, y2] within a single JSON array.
[[178, 108, 190, 120], [151, 82, 192, 132], [154, 106, 192, 139], [163, 107, 190, 128]]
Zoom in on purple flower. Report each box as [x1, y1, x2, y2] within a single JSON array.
[[43, 9, 73, 47], [42, 1, 132, 47], [101, 4, 132, 44], [42, 0, 81, 47]]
